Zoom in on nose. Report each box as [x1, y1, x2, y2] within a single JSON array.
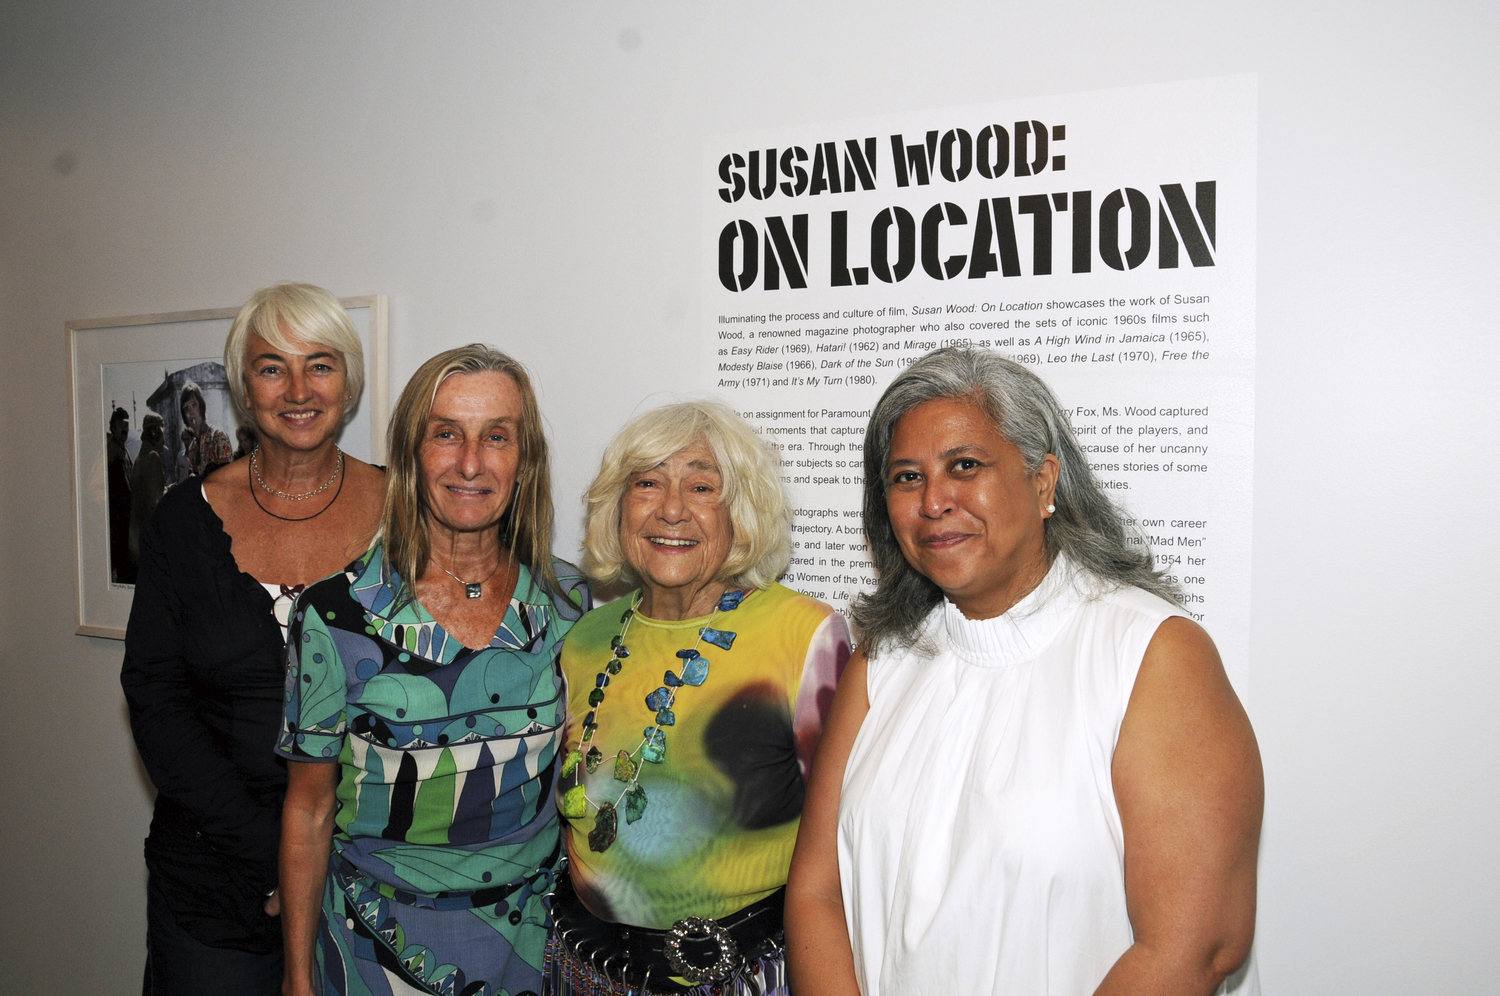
[[657, 481, 689, 522], [919, 477, 954, 519], [457, 437, 483, 478], [286, 366, 312, 404]]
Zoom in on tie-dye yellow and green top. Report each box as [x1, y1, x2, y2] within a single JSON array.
[[556, 583, 849, 928]]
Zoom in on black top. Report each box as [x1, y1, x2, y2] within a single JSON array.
[[121, 477, 286, 953]]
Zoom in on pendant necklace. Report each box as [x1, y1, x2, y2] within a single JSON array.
[[559, 587, 745, 852], [435, 558, 502, 599]]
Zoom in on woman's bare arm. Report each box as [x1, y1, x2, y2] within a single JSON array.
[[1095, 617, 1263, 996], [280, 761, 340, 996], [786, 648, 871, 996]]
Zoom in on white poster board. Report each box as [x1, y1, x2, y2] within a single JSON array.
[[701, 76, 1256, 692]]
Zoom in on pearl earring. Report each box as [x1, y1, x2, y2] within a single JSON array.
[[1046, 504, 1055, 514]]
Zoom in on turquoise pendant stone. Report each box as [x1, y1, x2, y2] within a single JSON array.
[[664, 669, 683, 687], [717, 590, 746, 611], [655, 707, 675, 727], [585, 746, 603, 773], [641, 728, 666, 763], [699, 627, 736, 650], [588, 802, 618, 852], [675, 648, 700, 660], [644, 686, 671, 712], [595, 673, 609, 688], [681, 657, 709, 686], [624, 784, 648, 824], [606, 658, 623, 675]]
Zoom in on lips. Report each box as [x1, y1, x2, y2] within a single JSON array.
[[920, 531, 974, 549], [648, 537, 699, 548], [444, 484, 493, 497]]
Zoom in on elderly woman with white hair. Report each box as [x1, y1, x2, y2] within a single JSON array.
[[785, 347, 1262, 996], [122, 282, 385, 995], [547, 401, 851, 995]]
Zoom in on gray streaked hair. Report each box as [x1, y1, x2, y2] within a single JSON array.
[[853, 347, 1180, 655]]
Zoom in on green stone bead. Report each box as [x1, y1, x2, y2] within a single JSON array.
[[585, 746, 603, 773], [561, 784, 588, 819], [588, 802, 618, 852], [561, 749, 582, 780], [641, 728, 666, 764], [613, 750, 637, 783], [624, 784, 648, 824], [588, 688, 605, 707]]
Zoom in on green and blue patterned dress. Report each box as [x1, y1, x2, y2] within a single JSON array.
[[277, 542, 588, 996]]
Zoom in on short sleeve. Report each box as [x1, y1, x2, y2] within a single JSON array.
[[791, 610, 852, 781], [275, 599, 348, 762]]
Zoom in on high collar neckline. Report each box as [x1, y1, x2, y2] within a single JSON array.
[[941, 556, 1083, 666]]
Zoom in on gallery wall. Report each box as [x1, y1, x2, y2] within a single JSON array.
[[2, 1, 1496, 991]]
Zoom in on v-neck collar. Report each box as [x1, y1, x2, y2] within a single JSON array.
[[348, 541, 553, 663]]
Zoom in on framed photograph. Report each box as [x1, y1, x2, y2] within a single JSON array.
[[67, 295, 388, 639]]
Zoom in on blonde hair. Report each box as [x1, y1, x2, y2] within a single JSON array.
[[582, 401, 791, 591], [382, 344, 559, 600], [223, 283, 364, 419]]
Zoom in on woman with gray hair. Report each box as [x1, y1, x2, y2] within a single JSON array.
[[785, 348, 1262, 996], [548, 401, 850, 995]]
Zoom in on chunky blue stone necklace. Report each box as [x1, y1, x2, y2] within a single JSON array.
[[560, 587, 745, 853]]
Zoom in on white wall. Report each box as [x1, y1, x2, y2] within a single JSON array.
[[2, 2, 1495, 990]]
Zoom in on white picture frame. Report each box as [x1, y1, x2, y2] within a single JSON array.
[[67, 295, 388, 639]]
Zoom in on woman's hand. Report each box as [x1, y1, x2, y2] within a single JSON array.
[[785, 649, 871, 996], [264, 888, 281, 917], [280, 761, 339, 996], [1095, 617, 1263, 996]]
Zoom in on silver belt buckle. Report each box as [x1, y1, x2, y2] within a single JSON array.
[[662, 915, 740, 984]]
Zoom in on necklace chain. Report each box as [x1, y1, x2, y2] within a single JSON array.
[[251, 446, 343, 500], [559, 588, 745, 852], [435, 558, 502, 599], [247, 454, 346, 522]]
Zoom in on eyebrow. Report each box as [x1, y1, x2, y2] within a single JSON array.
[[888, 443, 987, 467], [428, 415, 520, 427], [251, 349, 338, 364], [640, 458, 721, 474]]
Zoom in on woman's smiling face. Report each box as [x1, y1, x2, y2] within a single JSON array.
[[243, 332, 348, 451], [619, 437, 735, 609], [885, 395, 1057, 619], [418, 370, 524, 541]]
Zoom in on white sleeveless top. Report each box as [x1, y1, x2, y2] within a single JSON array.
[[838, 559, 1258, 996]]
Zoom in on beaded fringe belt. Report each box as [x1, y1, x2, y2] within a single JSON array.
[[543, 877, 788, 996], [543, 934, 788, 996]]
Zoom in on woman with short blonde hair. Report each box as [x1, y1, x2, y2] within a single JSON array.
[[123, 282, 385, 996], [582, 401, 792, 591], [548, 400, 849, 995]]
